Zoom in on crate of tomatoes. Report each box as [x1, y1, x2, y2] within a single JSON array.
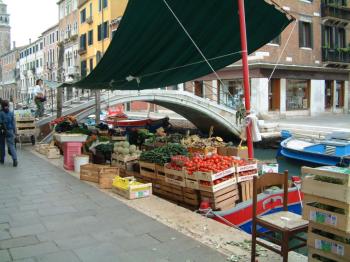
[[186, 155, 238, 182]]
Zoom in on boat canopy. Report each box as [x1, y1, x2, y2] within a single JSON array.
[[68, 0, 293, 90]]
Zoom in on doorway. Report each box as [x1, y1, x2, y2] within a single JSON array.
[[325, 80, 333, 110], [268, 79, 280, 111]]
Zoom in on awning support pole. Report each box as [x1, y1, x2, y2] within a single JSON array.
[[238, 0, 254, 159]]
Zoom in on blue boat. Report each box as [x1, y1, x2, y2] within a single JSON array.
[[280, 131, 350, 167]]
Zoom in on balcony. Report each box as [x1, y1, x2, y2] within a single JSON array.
[[321, 1, 350, 23], [322, 47, 350, 65]]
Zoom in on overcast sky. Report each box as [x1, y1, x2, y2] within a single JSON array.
[[6, 0, 58, 47]]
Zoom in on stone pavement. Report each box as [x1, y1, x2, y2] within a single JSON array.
[[0, 150, 227, 262]]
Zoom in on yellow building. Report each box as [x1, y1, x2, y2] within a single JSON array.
[[78, 0, 128, 77]]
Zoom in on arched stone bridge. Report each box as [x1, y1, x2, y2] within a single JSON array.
[[38, 90, 241, 137]]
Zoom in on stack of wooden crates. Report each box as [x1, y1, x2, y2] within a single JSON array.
[[15, 116, 37, 146], [302, 166, 350, 262]]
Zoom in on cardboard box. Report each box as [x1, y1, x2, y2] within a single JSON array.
[[226, 147, 248, 159], [260, 163, 279, 174]]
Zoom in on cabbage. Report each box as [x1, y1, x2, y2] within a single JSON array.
[[129, 145, 137, 153], [123, 141, 130, 148]]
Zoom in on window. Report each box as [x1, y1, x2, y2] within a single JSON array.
[[98, 24, 102, 41], [80, 34, 87, 50], [88, 30, 93, 46], [89, 3, 92, 17], [81, 60, 87, 77], [103, 21, 109, 39], [299, 21, 313, 48], [338, 28, 346, 48], [286, 79, 310, 110], [98, 0, 102, 11], [80, 9, 86, 24], [270, 35, 281, 45], [40, 42, 43, 50], [36, 60, 39, 68], [103, 0, 108, 9], [89, 58, 93, 72], [335, 81, 345, 108], [66, 0, 71, 15]]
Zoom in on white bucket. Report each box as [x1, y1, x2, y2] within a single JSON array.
[[74, 155, 90, 173]]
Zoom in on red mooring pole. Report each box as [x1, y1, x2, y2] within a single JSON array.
[[238, 0, 254, 159]]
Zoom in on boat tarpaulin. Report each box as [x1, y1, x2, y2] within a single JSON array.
[[72, 0, 293, 90]]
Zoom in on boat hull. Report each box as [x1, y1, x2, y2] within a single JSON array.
[[211, 188, 302, 234], [280, 137, 350, 166]]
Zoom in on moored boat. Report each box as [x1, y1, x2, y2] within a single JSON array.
[[106, 117, 171, 132], [279, 131, 350, 166], [208, 182, 303, 234]]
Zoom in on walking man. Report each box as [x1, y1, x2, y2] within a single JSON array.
[[0, 100, 18, 167], [34, 79, 45, 118]]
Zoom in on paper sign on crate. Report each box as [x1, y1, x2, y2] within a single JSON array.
[[303, 194, 350, 233], [237, 173, 258, 183], [308, 222, 350, 259], [194, 167, 235, 182], [236, 162, 258, 173]]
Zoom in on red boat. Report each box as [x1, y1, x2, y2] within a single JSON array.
[[207, 177, 303, 234], [106, 117, 171, 132]]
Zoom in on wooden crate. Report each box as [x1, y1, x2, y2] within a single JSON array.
[[183, 188, 200, 207], [200, 185, 239, 210], [308, 222, 350, 260], [165, 173, 186, 187], [303, 194, 350, 233], [239, 180, 254, 201], [46, 147, 60, 159], [308, 247, 348, 262], [139, 161, 157, 180], [186, 178, 199, 190], [156, 164, 166, 181], [153, 181, 184, 203], [198, 177, 237, 193], [99, 170, 119, 189], [80, 164, 118, 185], [164, 165, 185, 178], [302, 166, 350, 204]]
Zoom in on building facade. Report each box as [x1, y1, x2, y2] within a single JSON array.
[[42, 24, 59, 83], [0, 47, 21, 102], [19, 38, 44, 101], [57, 0, 80, 102], [194, 0, 350, 118], [78, 0, 127, 77], [0, 0, 10, 57]]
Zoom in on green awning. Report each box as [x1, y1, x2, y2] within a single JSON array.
[[74, 0, 293, 90]]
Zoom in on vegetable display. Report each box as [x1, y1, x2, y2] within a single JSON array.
[[181, 136, 225, 149], [112, 141, 141, 158], [140, 143, 188, 165], [183, 155, 246, 175]]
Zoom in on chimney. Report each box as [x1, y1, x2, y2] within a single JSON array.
[[12, 41, 15, 49], [29, 38, 31, 44]]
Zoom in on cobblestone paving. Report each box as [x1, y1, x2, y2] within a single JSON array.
[[0, 150, 227, 262]]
